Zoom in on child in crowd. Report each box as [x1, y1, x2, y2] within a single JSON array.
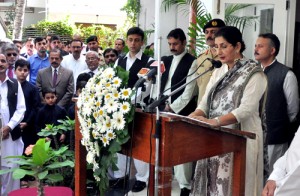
[[68, 72, 91, 120], [35, 87, 67, 148], [14, 59, 40, 152]]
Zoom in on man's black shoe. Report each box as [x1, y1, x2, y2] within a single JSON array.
[[109, 175, 129, 189], [131, 180, 146, 192], [180, 187, 191, 196]]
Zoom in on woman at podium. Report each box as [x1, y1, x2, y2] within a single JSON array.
[[189, 26, 267, 196]]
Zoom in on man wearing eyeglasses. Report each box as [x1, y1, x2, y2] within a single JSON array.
[[82, 51, 101, 77], [61, 39, 87, 89], [1, 43, 20, 79]]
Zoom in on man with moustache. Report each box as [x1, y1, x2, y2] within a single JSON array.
[[150, 28, 197, 196], [2, 43, 20, 79], [103, 48, 118, 66], [28, 37, 50, 85], [61, 39, 88, 87], [20, 38, 35, 59], [36, 49, 74, 108], [0, 53, 26, 195], [114, 38, 126, 57], [196, 19, 225, 104], [82, 50, 101, 76], [254, 33, 299, 173]]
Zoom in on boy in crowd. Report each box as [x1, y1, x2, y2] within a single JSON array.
[[14, 59, 40, 152], [35, 88, 67, 148]]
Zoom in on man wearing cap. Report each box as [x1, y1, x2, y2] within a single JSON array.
[[85, 35, 105, 66], [196, 18, 225, 104]]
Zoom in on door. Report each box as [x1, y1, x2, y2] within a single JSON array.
[[212, 0, 296, 67]]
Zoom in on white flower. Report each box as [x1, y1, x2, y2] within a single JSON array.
[[104, 117, 113, 130], [106, 130, 116, 141], [120, 102, 130, 114], [112, 89, 120, 100], [100, 135, 110, 147], [112, 112, 125, 130], [104, 93, 113, 102], [105, 100, 118, 113], [112, 77, 122, 87], [103, 67, 115, 79], [77, 65, 134, 189], [121, 88, 132, 99], [86, 151, 94, 164]]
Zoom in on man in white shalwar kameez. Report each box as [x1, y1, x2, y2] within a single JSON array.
[[262, 127, 300, 196], [0, 53, 26, 195]]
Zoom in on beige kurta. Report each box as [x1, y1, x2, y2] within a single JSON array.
[[196, 48, 219, 104]]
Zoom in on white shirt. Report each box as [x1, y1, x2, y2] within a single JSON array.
[[82, 68, 99, 75], [0, 77, 26, 167], [269, 127, 300, 190], [151, 50, 197, 113], [61, 54, 88, 86], [114, 50, 154, 104]]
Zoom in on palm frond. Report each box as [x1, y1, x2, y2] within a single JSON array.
[[225, 4, 253, 17]]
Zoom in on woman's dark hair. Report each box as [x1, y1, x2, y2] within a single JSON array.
[[215, 26, 246, 53]]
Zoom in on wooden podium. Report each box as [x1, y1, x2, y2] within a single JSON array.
[[75, 109, 255, 196]]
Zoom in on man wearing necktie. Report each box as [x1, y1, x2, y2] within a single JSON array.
[[36, 49, 74, 109], [82, 50, 101, 76], [2, 43, 19, 79]]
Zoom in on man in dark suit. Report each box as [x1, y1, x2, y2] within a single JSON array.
[[151, 28, 197, 196], [36, 49, 74, 108]]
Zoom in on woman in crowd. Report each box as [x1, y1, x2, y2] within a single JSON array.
[[189, 26, 267, 195]]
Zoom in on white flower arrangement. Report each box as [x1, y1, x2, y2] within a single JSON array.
[[77, 66, 135, 193]]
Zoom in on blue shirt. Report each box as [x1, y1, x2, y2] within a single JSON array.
[[28, 53, 50, 85]]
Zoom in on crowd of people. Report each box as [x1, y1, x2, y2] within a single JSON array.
[[1, 18, 300, 196]]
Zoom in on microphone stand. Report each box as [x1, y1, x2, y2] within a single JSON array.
[[154, 38, 162, 196], [145, 65, 215, 113]]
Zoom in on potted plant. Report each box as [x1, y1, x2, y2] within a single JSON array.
[[0, 138, 74, 196]]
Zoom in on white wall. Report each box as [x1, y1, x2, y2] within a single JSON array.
[[0, 26, 6, 38], [138, 0, 190, 56], [23, 8, 46, 27], [27, 0, 46, 8]]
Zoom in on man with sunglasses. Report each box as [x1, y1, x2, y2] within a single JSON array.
[[1, 43, 20, 79]]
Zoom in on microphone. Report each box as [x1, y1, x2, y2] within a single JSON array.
[[207, 58, 222, 68], [144, 58, 221, 112], [134, 61, 166, 88]]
